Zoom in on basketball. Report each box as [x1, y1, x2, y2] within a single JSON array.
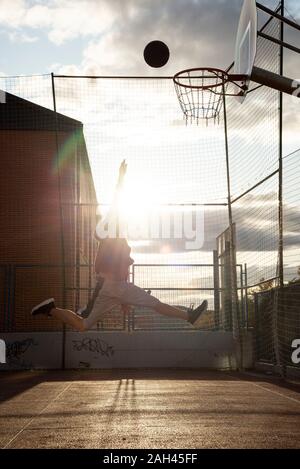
[[143, 40, 170, 68]]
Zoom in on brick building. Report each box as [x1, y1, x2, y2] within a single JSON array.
[[0, 91, 98, 332]]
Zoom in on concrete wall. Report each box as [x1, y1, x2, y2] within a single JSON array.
[[0, 331, 238, 370], [0, 333, 62, 370]]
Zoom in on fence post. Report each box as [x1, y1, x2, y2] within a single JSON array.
[[224, 241, 233, 331], [243, 263, 249, 329], [254, 293, 259, 363], [213, 250, 220, 329], [51, 72, 67, 370], [278, 0, 284, 289], [239, 265, 245, 328]]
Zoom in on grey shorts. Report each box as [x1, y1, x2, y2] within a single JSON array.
[[83, 280, 160, 329]]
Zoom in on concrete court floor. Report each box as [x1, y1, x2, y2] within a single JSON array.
[[0, 369, 299, 449]]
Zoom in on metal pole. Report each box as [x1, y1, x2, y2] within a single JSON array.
[[257, 32, 300, 56], [251, 66, 300, 96], [254, 293, 259, 362], [129, 265, 135, 332], [75, 135, 81, 312], [278, 0, 285, 379], [213, 250, 220, 329], [88, 205, 92, 303], [222, 87, 233, 333], [231, 169, 279, 204], [279, 2, 284, 288], [240, 265, 245, 328], [222, 87, 233, 228], [51, 72, 67, 370], [222, 85, 242, 369], [256, 2, 300, 32], [244, 263, 249, 329]]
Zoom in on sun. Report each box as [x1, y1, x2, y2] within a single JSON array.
[[117, 177, 162, 223]]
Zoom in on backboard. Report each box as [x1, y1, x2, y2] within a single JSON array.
[[234, 0, 257, 102]]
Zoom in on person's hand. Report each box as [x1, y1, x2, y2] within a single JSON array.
[[117, 159, 127, 186]]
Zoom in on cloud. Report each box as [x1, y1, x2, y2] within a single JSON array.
[[0, 0, 118, 44], [0, 0, 26, 27], [130, 180, 300, 256], [1, 0, 299, 80], [73, 0, 243, 75], [4, 0, 297, 149], [8, 30, 38, 43], [0, 0, 242, 69]]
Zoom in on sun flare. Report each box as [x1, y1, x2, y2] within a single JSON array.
[[117, 178, 162, 223]]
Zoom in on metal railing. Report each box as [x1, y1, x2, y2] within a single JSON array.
[[1, 262, 246, 333]]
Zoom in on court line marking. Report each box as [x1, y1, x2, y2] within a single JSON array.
[[2, 371, 299, 449], [2, 382, 73, 449], [229, 373, 300, 405], [248, 382, 300, 405]]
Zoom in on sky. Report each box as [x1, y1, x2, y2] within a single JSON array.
[[0, 0, 300, 286], [0, 0, 299, 151], [0, 0, 298, 75]]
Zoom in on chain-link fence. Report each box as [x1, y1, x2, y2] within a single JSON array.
[[0, 4, 299, 376]]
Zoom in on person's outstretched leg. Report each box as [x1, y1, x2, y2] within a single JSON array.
[[51, 307, 86, 331], [154, 302, 188, 320], [153, 300, 208, 327], [31, 299, 86, 332], [112, 282, 208, 327]]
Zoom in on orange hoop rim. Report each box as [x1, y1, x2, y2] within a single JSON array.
[[173, 67, 228, 90], [173, 67, 247, 96]]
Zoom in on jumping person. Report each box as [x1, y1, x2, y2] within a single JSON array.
[[31, 160, 208, 330]]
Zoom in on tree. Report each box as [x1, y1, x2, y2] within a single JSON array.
[[288, 267, 300, 285]]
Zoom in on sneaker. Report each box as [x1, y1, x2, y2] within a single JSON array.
[[31, 298, 55, 317], [188, 300, 208, 328]]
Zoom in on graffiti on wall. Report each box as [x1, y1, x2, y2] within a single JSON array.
[[7, 338, 38, 368], [72, 337, 114, 358]]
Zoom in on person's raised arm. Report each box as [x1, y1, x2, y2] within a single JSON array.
[[95, 160, 127, 240], [111, 159, 127, 212]]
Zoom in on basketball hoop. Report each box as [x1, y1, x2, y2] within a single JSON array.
[[173, 67, 247, 124], [173, 0, 300, 123]]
